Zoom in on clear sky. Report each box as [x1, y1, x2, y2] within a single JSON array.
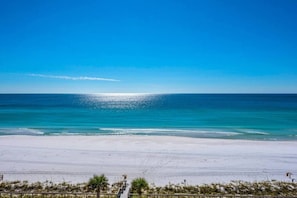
[[0, 0, 296, 93]]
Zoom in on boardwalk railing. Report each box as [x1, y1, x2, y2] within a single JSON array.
[[117, 180, 127, 198]]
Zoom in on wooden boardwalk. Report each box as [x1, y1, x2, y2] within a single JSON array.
[[119, 182, 130, 198]]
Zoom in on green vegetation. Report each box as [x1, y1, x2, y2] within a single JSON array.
[[0, 178, 121, 195], [146, 181, 297, 196], [131, 178, 149, 196], [88, 174, 109, 198], [1, 177, 297, 197]]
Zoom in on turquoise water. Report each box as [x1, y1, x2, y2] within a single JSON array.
[[0, 94, 297, 140]]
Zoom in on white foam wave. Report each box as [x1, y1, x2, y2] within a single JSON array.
[[237, 129, 269, 135], [99, 128, 240, 137], [0, 128, 44, 135]]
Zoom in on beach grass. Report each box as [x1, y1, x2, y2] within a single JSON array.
[[1, 179, 297, 197], [142, 181, 297, 196], [131, 180, 297, 197], [0, 180, 123, 194]]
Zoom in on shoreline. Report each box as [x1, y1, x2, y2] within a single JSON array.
[[1, 135, 296, 185]]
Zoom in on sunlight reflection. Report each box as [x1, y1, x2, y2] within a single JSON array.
[[80, 93, 159, 109]]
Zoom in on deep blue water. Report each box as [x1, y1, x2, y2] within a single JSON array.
[[0, 94, 297, 140]]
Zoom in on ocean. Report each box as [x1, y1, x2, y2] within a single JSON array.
[[0, 94, 296, 140]]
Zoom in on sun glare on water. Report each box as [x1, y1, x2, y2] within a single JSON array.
[[80, 93, 158, 109]]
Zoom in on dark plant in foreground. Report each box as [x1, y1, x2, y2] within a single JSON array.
[[131, 178, 149, 196], [88, 174, 109, 198]]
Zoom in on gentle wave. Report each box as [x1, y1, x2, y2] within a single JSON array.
[[237, 129, 269, 135], [0, 128, 44, 135], [0, 127, 272, 138], [99, 128, 245, 137]]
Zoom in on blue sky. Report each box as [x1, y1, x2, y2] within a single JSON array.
[[0, 0, 296, 93]]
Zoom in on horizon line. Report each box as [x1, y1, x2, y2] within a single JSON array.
[[0, 92, 296, 95]]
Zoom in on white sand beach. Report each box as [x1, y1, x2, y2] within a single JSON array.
[[0, 135, 296, 185]]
